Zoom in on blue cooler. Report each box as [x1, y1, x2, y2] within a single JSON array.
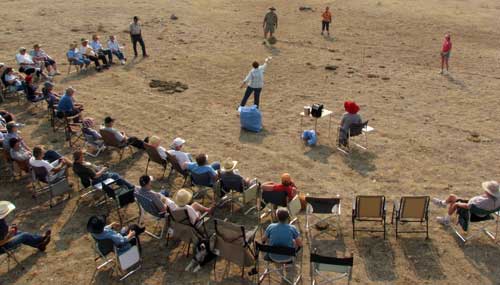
[[239, 105, 262, 132]]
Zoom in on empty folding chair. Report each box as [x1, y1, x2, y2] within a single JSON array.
[[82, 132, 106, 158], [166, 207, 209, 256], [391, 196, 430, 239], [305, 196, 342, 239], [135, 192, 168, 240], [451, 205, 500, 243], [144, 143, 168, 178], [310, 249, 353, 285], [31, 166, 72, 208], [260, 191, 288, 223], [352, 195, 386, 239], [213, 219, 258, 280], [100, 181, 136, 226], [99, 129, 133, 162], [90, 236, 142, 281], [254, 242, 302, 285]]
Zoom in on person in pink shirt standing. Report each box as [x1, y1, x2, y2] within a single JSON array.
[[440, 33, 452, 75]]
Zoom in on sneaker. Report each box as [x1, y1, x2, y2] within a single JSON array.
[[436, 216, 450, 226], [432, 198, 447, 208], [120, 60, 126, 65]]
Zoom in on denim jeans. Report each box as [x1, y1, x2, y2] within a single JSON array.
[[93, 172, 134, 190], [43, 150, 62, 163], [2, 232, 43, 250], [240, 87, 262, 107], [131, 34, 147, 57], [112, 50, 125, 61]]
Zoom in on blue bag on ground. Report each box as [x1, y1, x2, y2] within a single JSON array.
[[301, 130, 317, 146], [239, 105, 262, 132]]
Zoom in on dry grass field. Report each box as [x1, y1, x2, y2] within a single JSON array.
[[0, 0, 500, 284]]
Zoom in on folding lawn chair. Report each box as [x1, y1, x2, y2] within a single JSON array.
[[99, 129, 133, 162], [213, 219, 258, 280], [135, 191, 168, 240], [189, 171, 215, 203], [352, 195, 386, 239], [166, 152, 189, 185], [391, 196, 430, 239], [260, 191, 288, 223], [254, 242, 302, 285], [91, 236, 142, 281], [166, 207, 210, 256], [305, 196, 342, 239], [144, 143, 168, 178], [217, 178, 260, 215], [31, 165, 72, 208], [337, 121, 374, 154], [0, 242, 24, 272], [451, 204, 500, 243], [287, 195, 302, 226], [82, 132, 106, 158], [310, 249, 353, 285]]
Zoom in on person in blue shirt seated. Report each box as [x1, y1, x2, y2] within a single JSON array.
[[262, 208, 302, 262], [184, 153, 220, 186], [87, 215, 145, 254], [66, 42, 90, 71], [91, 35, 113, 65], [56, 87, 83, 121], [301, 130, 318, 146], [41, 81, 61, 107]]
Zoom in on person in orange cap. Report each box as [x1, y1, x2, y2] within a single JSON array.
[[262, 173, 297, 201]]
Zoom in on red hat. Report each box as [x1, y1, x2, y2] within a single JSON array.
[[344, 101, 360, 114]]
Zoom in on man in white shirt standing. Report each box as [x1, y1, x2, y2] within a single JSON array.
[[239, 57, 272, 108], [129, 16, 148, 58]]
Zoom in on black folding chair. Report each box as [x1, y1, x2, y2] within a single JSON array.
[[310, 250, 353, 285], [254, 242, 302, 285], [305, 196, 342, 239]]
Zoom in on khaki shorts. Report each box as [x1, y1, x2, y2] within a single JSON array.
[[264, 24, 275, 33]]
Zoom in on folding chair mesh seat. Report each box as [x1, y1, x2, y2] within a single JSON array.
[[82, 131, 106, 158], [305, 196, 342, 239], [100, 181, 136, 226], [144, 144, 168, 178], [166, 152, 189, 184], [65, 121, 84, 148], [352, 195, 386, 239], [218, 177, 260, 215], [189, 171, 215, 202], [337, 120, 373, 154], [91, 236, 142, 281], [452, 204, 500, 243], [213, 219, 258, 280], [310, 251, 353, 285], [287, 195, 302, 226], [260, 191, 288, 221], [255, 242, 302, 285], [135, 192, 168, 240], [166, 207, 209, 256], [391, 196, 430, 238], [31, 165, 72, 207], [99, 129, 133, 161]]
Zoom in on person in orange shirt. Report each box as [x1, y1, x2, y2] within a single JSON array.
[[321, 7, 332, 36]]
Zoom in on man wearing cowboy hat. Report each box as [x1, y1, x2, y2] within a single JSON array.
[[167, 137, 193, 170], [433, 181, 500, 225], [0, 201, 51, 252], [219, 158, 252, 196], [172, 189, 213, 225], [263, 7, 278, 40]]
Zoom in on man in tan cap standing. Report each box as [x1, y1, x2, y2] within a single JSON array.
[[263, 7, 278, 40], [433, 181, 500, 225]]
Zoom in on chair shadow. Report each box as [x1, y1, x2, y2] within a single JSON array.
[[342, 149, 377, 176], [238, 128, 271, 145], [0, 250, 45, 284], [59, 68, 99, 84], [397, 237, 446, 280], [263, 42, 280, 56], [355, 237, 397, 282], [122, 57, 144, 72], [445, 73, 468, 91], [310, 233, 348, 257], [462, 242, 500, 284], [304, 145, 334, 164]]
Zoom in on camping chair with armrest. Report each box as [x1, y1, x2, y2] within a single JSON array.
[[65, 121, 84, 148], [254, 242, 303, 285], [260, 191, 288, 223], [144, 144, 168, 179], [66, 56, 81, 75], [99, 129, 133, 162], [31, 165, 72, 208], [0, 237, 25, 272], [82, 132, 106, 158], [101, 182, 136, 226], [391, 196, 430, 239], [287, 195, 302, 227], [166, 152, 189, 185], [310, 249, 353, 285], [213, 219, 258, 280], [451, 204, 500, 243], [189, 171, 216, 203], [76, 173, 114, 208], [134, 192, 168, 240], [218, 177, 260, 215], [337, 120, 374, 154], [91, 236, 142, 281], [352, 195, 386, 239], [166, 207, 210, 256], [305, 196, 342, 240]]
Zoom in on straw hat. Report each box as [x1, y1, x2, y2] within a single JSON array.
[[174, 189, 192, 207], [0, 201, 15, 219], [221, 158, 238, 172], [149, 135, 161, 145], [482, 181, 500, 198]]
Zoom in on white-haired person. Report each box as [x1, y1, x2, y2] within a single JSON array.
[[107, 35, 127, 65], [30, 43, 60, 76], [147, 135, 167, 160], [433, 181, 500, 225], [167, 137, 193, 170]]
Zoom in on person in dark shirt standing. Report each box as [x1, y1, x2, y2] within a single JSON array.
[[0, 201, 51, 252], [129, 16, 148, 58]]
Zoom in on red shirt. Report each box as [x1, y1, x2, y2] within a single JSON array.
[[442, 39, 452, 53], [272, 183, 296, 200]]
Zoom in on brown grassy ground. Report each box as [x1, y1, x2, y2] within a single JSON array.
[[1, 0, 500, 284]]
